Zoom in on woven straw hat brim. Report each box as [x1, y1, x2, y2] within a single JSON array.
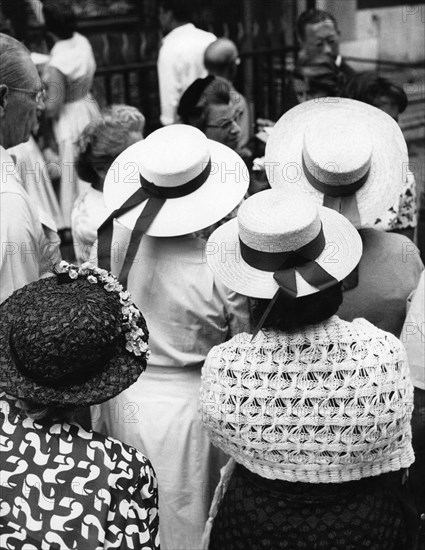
[[206, 206, 362, 299], [0, 286, 145, 409], [265, 98, 408, 228], [103, 138, 249, 237]]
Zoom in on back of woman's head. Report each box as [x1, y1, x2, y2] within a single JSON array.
[[77, 104, 145, 188], [294, 53, 342, 100], [251, 282, 343, 333], [178, 76, 232, 127], [42, 0, 76, 40], [341, 71, 407, 114]]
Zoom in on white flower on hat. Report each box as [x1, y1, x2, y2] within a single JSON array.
[[57, 261, 149, 360]]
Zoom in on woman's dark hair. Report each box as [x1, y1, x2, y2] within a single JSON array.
[[15, 398, 76, 423], [293, 55, 342, 97], [160, 0, 199, 22], [341, 72, 408, 113], [178, 76, 232, 127], [251, 282, 343, 332], [76, 142, 103, 189], [43, 0, 76, 40]]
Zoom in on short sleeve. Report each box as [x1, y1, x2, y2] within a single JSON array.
[[215, 280, 252, 338], [157, 44, 182, 126]]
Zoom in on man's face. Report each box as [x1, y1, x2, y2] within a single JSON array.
[[302, 19, 340, 62], [204, 103, 241, 150], [0, 58, 43, 148]]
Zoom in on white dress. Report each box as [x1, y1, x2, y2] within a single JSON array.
[[44, 32, 101, 227], [0, 146, 61, 304], [8, 136, 65, 230], [92, 228, 251, 550]]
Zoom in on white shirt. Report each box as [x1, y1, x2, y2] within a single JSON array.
[[108, 226, 251, 366], [0, 146, 61, 304], [157, 23, 216, 126]]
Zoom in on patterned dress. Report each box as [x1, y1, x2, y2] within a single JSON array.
[[0, 393, 159, 550], [374, 171, 417, 231]]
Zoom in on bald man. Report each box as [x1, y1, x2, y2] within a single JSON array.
[[204, 38, 252, 160]]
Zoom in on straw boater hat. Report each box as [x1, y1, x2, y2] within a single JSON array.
[[264, 98, 408, 228], [102, 124, 248, 237], [99, 124, 249, 284], [0, 262, 149, 408], [206, 188, 362, 304]]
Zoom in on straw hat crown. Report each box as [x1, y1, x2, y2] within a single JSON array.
[[206, 189, 363, 300], [0, 271, 149, 408], [8, 279, 122, 382], [264, 98, 408, 228], [238, 189, 321, 253], [103, 124, 249, 237], [139, 125, 210, 188], [302, 112, 372, 187]]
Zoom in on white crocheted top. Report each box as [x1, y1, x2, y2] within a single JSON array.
[[200, 316, 414, 483]]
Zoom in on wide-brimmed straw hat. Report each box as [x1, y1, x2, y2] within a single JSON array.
[[206, 188, 362, 300], [102, 124, 248, 237], [264, 98, 408, 228], [0, 262, 149, 409], [99, 124, 249, 286]]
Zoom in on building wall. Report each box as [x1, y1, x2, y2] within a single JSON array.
[[301, 0, 424, 65], [356, 3, 425, 63]]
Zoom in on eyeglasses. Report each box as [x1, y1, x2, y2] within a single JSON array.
[[206, 116, 239, 131], [7, 86, 46, 104]]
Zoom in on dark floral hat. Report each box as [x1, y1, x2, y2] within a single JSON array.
[[0, 261, 149, 408]]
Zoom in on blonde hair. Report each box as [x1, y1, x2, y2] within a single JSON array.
[[77, 104, 145, 187]]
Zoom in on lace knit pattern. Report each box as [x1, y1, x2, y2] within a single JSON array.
[[200, 317, 414, 483]]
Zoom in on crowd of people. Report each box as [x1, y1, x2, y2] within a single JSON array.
[[0, 1, 424, 549]]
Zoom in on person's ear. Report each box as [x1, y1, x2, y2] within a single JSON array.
[[0, 85, 9, 117]]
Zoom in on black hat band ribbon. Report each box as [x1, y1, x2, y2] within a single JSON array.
[[240, 225, 338, 338], [97, 159, 211, 286]]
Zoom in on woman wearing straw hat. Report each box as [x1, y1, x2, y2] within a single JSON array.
[[264, 97, 423, 338], [0, 261, 158, 549], [200, 188, 416, 549], [92, 124, 251, 549]]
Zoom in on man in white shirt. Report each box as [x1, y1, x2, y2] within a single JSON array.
[[157, 0, 216, 126], [0, 33, 61, 303]]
